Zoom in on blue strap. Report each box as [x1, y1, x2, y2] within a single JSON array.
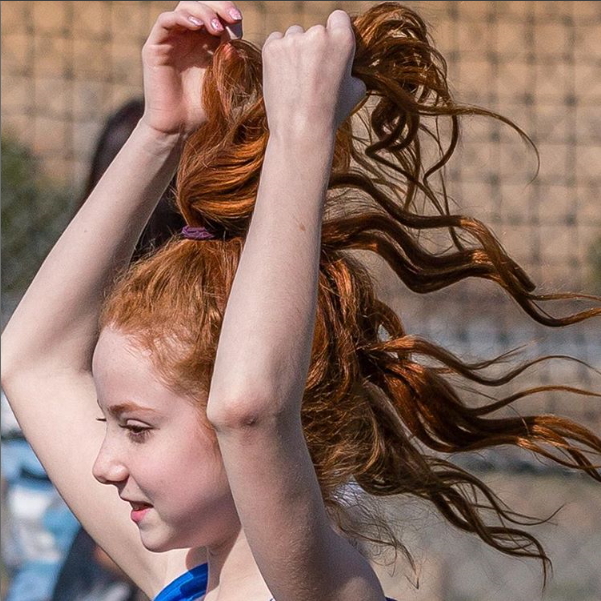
[[153, 563, 396, 601], [153, 564, 208, 601]]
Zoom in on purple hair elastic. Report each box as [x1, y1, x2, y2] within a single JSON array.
[[181, 225, 216, 240]]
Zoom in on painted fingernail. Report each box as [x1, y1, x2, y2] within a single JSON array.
[[211, 18, 224, 31], [229, 8, 242, 20], [189, 16, 202, 26]]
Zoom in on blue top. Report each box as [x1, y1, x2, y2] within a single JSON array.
[[153, 563, 208, 601], [152, 563, 396, 601]]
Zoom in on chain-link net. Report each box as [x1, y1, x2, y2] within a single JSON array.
[[2, 2, 600, 600]]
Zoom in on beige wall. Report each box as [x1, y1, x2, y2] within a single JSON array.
[[1, 1, 374, 185], [2, 1, 599, 289]]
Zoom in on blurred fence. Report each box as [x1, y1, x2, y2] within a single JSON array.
[[2, 2, 600, 600], [372, 473, 601, 601]]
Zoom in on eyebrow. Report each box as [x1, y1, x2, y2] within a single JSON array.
[[98, 401, 158, 419]]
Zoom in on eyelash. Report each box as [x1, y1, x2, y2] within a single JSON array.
[[124, 425, 151, 443], [96, 418, 151, 443]]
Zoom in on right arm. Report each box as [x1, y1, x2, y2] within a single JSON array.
[[1, 1, 242, 594], [1, 121, 184, 591]]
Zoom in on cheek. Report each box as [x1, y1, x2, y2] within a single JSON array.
[[159, 431, 227, 495], [137, 430, 237, 548], [162, 445, 233, 534]]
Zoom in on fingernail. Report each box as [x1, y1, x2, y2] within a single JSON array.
[[211, 18, 224, 30], [229, 8, 242, 20], [189, 16, 202, 26]]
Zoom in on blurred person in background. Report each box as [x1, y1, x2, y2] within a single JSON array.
[[1, 390, 80, 601]]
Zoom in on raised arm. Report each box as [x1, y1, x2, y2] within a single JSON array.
[[206, 11, 379, 601], [1, 2, 242, 594]]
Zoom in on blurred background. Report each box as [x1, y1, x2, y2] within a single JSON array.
[[2, 1, 600, 600]]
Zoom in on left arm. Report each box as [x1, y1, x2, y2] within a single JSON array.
[[207, 11, 379, 601]]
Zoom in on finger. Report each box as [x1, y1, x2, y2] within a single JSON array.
[[147, 10, 208, 43], [284, 25, 304, 36], [176, 2, 242, 39], [326, 9, 352, 32], [211, 1, 243, 24], [326, 10, 356, 75], [264, 31, 284, 46], [179, 2, 227, 34], [185, 2, 243, 39], [183, 1, 243, 24]]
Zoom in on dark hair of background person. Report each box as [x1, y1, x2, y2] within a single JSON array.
[[81, 98, 186, 261]]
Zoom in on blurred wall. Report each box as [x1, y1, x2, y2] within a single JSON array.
[[2, 1, 600, 288]]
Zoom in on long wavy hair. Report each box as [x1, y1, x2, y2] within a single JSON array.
[[101, 1, 601, 585]]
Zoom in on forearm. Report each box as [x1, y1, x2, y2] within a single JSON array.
[[207, 123, 381, 600], [2, 122, 185, 376], [208, 124, 336, 416]]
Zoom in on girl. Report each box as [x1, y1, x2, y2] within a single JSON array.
[[2, 2, 600, 600]]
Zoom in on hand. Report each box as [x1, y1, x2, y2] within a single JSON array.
[[141, 1, 243, 136], [261, 10, 367, 134]]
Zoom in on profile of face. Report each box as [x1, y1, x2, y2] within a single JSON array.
[[92, 327, 238, 552]]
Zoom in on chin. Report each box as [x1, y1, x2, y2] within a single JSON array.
[[139, 530, 182, 553], [140, 528, 202, 553]]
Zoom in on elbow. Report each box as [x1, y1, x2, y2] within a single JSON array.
[[1, 366, 12, 392], [1, 338, 61, 393], [1, 353, 34, 397], [1, 340, 19, 389], [1, 342, 39, 390], [206, 390, 287, 433], [1, 354, 25, 409], [1, 331, 38, 386]]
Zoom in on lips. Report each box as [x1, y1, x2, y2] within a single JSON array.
[[128, 502, 153, 524], [121, 497, 152, 510], [120, 497, 153, 524]]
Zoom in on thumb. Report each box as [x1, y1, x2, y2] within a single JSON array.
[[326, 9, 352, 32], [327, 10, 356, 78]]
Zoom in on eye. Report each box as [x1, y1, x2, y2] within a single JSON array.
[[121, 423, 151, 443]]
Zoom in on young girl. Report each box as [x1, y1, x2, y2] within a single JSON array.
[[2, 2, 600, 601]]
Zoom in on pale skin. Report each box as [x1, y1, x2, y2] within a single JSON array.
[[1, 2, 379, 600]]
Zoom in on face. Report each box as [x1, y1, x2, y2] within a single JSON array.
[[92, 327, 239, 552]]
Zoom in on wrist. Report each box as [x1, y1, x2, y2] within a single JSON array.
[[136, 118, 191, 147], [133, 120, 190, 159], [268, 120, 336, 148]]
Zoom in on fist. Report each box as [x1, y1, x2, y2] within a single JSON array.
[[261, 10, 366, 133]]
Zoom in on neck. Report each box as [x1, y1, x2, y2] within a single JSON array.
[[203, 527, 272, 600]]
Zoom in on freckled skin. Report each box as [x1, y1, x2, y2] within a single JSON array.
[[92, 327, 240, 552]]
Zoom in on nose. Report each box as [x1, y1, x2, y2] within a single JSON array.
[[93, 437, 129, 485]]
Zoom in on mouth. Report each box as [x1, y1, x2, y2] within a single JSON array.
[[129, 501, 152, 511], [126, 501, 153, 524]]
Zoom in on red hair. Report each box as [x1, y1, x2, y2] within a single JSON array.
[[101, 1, 601, 584]]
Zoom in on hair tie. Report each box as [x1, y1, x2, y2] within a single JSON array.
[[181, 225, 216, 240]]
